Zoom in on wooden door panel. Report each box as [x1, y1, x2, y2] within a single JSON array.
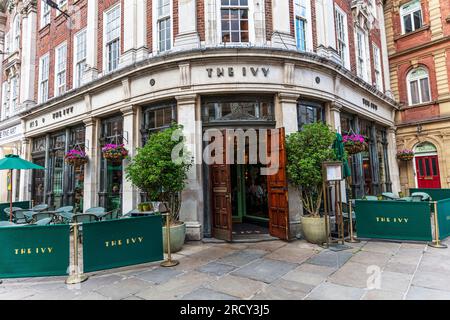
[[266, 127, 290, 240], [416, 155, 441, 189]]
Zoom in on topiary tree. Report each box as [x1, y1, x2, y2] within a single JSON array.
[[125, 123, 192, 224], [286, 122, 337, 217]]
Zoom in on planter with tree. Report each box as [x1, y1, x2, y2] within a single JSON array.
[[125, 124, 192, 253], [286, 122, 337, 244]]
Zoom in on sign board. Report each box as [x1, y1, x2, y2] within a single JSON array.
[[355, 200, 432, 241], [0, 224, 70, 278], [82, 215, 163, 273], [437, 199, 450, 240]]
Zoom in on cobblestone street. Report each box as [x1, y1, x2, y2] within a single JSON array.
[[2, 238, 450, 300]]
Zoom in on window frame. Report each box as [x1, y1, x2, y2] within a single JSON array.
[[355, 27, 368, 81], [40, 0, 51, 28], [13, 15, 20, 52], [38, 53, 50, 103], [54, 42, 68, 96], [372, 43, 383, 91], [103, 4, 121, 73], [335, 5, 350, 70], [73, 29, 87, 88], [400, 0, 423, 34], [407, 67, 432, 106], [157, 0, 172, 53], [219, 0, 250, 45]]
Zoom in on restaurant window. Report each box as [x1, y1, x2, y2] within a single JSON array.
[[99, 116, 124, 212], [141, 101, 177, 145], [31, 136, 46, 205], [400, 0, 422, 34], [48, 132, 66, 209], [407, 67, 431, 106], [297, 101, 324, 130], [67, 126, 86, 212], [221, 0, 249, 43], [202, 96, 274, 124]]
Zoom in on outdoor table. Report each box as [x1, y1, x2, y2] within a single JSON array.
[[57, 211, 74, 223]]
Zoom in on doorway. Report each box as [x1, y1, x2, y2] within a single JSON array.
[[415, 155, 441, 188]]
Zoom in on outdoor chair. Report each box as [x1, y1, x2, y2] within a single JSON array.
[[101, 210, 121, 221], [85, 207, 106, 215], [4, 207, 22, 219], [364, 195, 379, 201], [56, 206, 74, 213], [21, 210, 35, 223], [381, 192, 399, 200], [31, 204, 49, 212], [33, 217, 53, 226], [411, 192, 431, 202], [32, 212, 56, 223], [12, 210, 29, 224], [72, 213, 99, 223]]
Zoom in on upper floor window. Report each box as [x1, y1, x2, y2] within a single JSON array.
[[335, 6, 349, 69], [373, 44, 383, 91], [157, 0, 171, 52], [407, 67, 431, 105], [13, 16, 20, 51], [105, 5, 121, 72], [11, 76, 18, 111], [41, 0, 50, 27], [74, 30, 87, 88], [221, 0, 249, 43], [356, 28, 367, 80], [39, 54, 50, 103], [294, 0, 307, 51], [55, 43, 67, 96], [2, 81, 9, 119], [56, 0, 68, 15], [400, 0, 423, 34]]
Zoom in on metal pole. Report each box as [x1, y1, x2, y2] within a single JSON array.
[[338, 182, 345, 244], [66, 223, 89, 284], [346, 198, 360, 243], [428, 201, 447, 249], [161, 211, 179, 267], [9, 169, 13, 223], [323, 181, 330, 248]]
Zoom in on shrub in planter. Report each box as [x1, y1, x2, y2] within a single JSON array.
[[102, 143, 129, 161], [286, 123, 337, 244], [65, 149, 88, 166], [397, 149, 414, 161], [342, 134, 367, 155]]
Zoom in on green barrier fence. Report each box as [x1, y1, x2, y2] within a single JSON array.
[[82, 215, 164, 273], [409, 188, 450, 201], [0, 224, 70, 278], [0, 201, 31, 221], [437, 199, 450, 239], [354, 200, 432, 241]]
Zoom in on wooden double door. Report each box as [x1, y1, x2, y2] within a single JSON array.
[[210, 128, 290, 241]]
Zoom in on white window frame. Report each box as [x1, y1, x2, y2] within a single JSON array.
[[335, 5, 350, 70], [103, 3, 121, 73], [4, 32, 10, 55], [73, 29, 87, 88], [372, 43, 383, 91], [217, 0, 254, 45], [400, 0, 423, 34], [13, 15, 20, 52], [55, 0, 68, 17], [10, 76, 18, 112], [38, 53, 50, 103], [355, 27, 371, 82], [294, 0, 313, 52], [407, 67, 431, 106], [54, 42, 67, 96], [40, 0, 51, 28], [2, 81, 9, 120]]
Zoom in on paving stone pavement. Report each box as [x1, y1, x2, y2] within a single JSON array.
[[2, 239, 450, 300]]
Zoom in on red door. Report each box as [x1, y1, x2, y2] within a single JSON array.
[[266, 127, 290, 240], [416, 155, 441, 188]]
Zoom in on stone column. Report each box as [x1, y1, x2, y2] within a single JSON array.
[[83, 118, 99, 210], [176, 94, 203, 240], [120, 0, 148, 67], [174, 0, 200, 50], [271, 1, 296, 50], [121, 106, 138, 213], [84, 0, 99, 83], [19, 138, 31, 201], [387, 127, 401, 195]]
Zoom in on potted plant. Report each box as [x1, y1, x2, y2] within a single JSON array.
[[397, 149, 414, 161], [64, 149, 88, 166], [102, 143, 129, 162], [342, 134, 367, 155], [286, 122, 337, 244], [125, 123, 192, 253]]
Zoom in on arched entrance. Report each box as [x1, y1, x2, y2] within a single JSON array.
[[414, 142, 441, 189]]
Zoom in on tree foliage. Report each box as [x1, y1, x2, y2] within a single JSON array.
[[286, 123, 336, 216], [125, 123, 192, 222]]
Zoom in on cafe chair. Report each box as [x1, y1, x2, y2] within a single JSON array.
[[4, 207, 22, 219], [12, 210, 29, 224], [85, 207, 106, 214], [32, 212, 56, 223], [101, 209, 121, 221], [56, 206, 74, 213], [32, 217, 53, 226], [363, 195, 379, 201], [72, 213, 99, 223], [21, 210, 35, 223], [381, 192, 399, 200], [31, 203, 49, 212], [411, 192, 431, 202]]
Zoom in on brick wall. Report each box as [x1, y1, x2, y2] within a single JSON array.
[[264, 0, 272, 42], [197, 0, 205, 41]]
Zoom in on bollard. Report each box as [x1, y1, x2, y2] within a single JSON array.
[[160, 211, 179, 267], [66, 223, 89, 284], [428, 201, 447, 249], [345, 199, 360, 243]]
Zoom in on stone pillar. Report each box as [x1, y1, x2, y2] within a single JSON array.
[[83, 118, 99, 210], [176, 94, 203, 240], [121, 106, 138, 213], [19, 138, 30, 201], [271, 0, 296, 50], [120, 0, 148, 67], [174, 0, 200, 50], [387, 127, 401, 195], [19, 3, 37, 109], [204, 0, 218, 46], [84, 0, 99, 83]]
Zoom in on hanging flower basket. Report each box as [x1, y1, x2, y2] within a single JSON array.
[[397, 149, 414, 161], [65, 149, 88, 166], [343, 134, 368, 155], [102, 143, 129, 162]]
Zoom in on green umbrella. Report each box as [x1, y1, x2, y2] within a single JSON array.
[[0, 154, 45, 222], [333, 133, 351, 178]]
